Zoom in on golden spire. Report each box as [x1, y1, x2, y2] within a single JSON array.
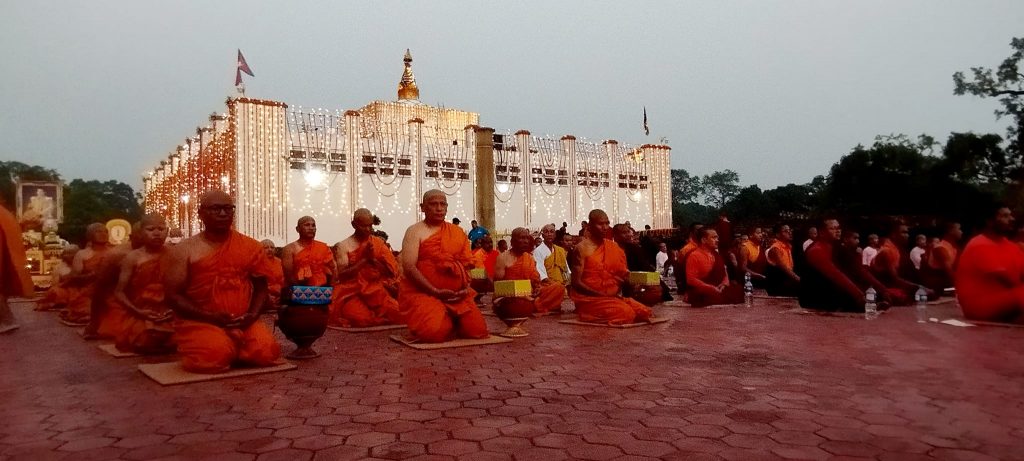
[[397, 48, 420, 101]]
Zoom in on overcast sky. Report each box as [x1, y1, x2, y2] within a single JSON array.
[[2, 1, 1022, 191]]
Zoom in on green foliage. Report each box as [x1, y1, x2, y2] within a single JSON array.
[[61, 179, 143, 245], [953, 37, 1024, 157], [701, 170, 740, 208]]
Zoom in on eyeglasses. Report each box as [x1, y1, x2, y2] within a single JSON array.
[[201, 205, 236, 214]]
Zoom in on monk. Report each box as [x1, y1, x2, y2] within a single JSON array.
[[330, 208, 401, 327], [164, 190, 280, 373], [684, 227, 744, 307], [494, 227, 567, 315], [871, 222, 931, 304], [58, 223, 111, 325], [800, 219, 903, 312], [471, 235, 500, 279], [612, 223, 673, 302], [36, 245, 79, 311], [765, 224, 800, 296], [955, 205, 1024, 323], [261, 240, 284, 311], [1, 201, 33, 334], [108, 214, 174, 354], [398, 190, 489, 342], [569, 209, 653, 324], [88, 222, 143, 340], [537, 223, 571, 286], [738, 227, 768, 284], [282, 216, 336, 290], [921, 222, 962, 292], [673, 223, 703, 295]]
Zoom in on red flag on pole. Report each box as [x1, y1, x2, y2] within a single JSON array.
[[236, 49, 254, 86]]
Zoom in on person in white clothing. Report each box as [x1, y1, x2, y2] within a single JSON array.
[[655, 242, 673, 277], [861, 234, 880, 266], [802, 227, 817, 252], [909, 234, 927, 270]]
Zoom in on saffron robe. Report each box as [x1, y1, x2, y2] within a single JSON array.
[[570, 240, 653, 324], [0, 205, 33, 297], [399, 223, 488, 342], [174, 231, 280, 373], [765, 241, 799, 296], [330, 236, 401, 327], [955, 234, 1024, 323], [499, 252, 566, 314], [921, 240, 957, 291], [544, 244, 571, 286], [685, 248, 744, 307], [293, 241, 333, 287], [741, 240, 767, 275], [266, 256, 284, 309], [59, 247, 109, 324], [111, 257, 175, 354]]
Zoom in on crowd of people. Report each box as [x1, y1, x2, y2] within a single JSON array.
[[1, 190, 1022, 377]]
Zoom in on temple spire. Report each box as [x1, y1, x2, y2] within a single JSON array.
[[397, 49, 420, 101]]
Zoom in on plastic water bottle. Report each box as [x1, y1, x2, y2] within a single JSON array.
[[743, 272, 754, 307], [864, 287, 878, 320], [914, 286, 928, 323]]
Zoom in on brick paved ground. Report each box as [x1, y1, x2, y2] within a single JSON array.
[[1, 297, 1022, 461]]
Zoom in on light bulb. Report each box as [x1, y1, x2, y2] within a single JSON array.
[[497, 183, 509, 193]]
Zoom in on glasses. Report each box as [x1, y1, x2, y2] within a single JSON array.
[[201, 205, 236, 214]]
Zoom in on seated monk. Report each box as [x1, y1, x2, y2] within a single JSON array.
[[398, 190, 489, 343], [282, 216, 336, 291], [685, 227, 744, 307], [164, 191, 280, 373], [109, 214, 175, 354], [470, 235, 498, 299], [612, 223, 673, 304], [871, 222, 933, 304], [330, 208, 401, 327], [260, 239, 284, 311], [37, 245, 79, 311], [59, 223, 112, 325], [764, 224, 800, 296], [738, 227, 768, 286], [494, 227, 567, 315], [1, 201, 33, 333], [569, 209, 653, 324], [955, 205, 1024, 323], [89, 222, 144, 340], [800, 220, 903, 312], [921, 222, 961, 293], [673, 223, 703, 295]]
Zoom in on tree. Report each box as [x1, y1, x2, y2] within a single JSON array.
[[669, 169, 703, 204], [0, 161, 61, 208], [701, 170, 740, 209], [62, 179, 143, 244], [953, 37, 1024, 161], [937, 132, 1012, 185]]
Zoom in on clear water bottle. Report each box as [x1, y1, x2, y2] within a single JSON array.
[[743, 272, 754, 307], [914, 286, 928, 323], [864, 287, 878, 320]]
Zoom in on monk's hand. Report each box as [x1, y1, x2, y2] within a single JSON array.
[[446, 288, 469, 303], [433, 288, 457, 301], [210, 311, 237, 327], [149, 311, 172, 323]]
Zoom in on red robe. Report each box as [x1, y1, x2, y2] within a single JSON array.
[[955, 234, 1024, 323], [293, 241, 333, 287], [59, 247, 109, 324], [109, 256, 175, 353], [174, 231, 281, 373], [0, 205, 33, 298], [330, 236, 401, 327], [499, 252, 566, 314], [570, 240, 653, 324], [266, 256, 284, 308], [685, 248, 744, 307], [399, 223, 488, 342]]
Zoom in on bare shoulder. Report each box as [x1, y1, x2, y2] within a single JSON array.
[[576, 239, 597, 258], [337, 236, 358, 253]]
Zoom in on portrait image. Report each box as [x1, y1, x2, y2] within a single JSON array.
[[16, 181, 63, 224]]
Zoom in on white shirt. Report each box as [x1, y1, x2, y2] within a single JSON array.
[[909, 246, 926, 270], [656, 251, 670, 274], [531, 243, 551, 280], [802, 239, 814, 251], [862, 246, 879, 266]]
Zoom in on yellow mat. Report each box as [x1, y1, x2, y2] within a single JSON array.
[[327, 324, 406, 333], [389, 334, 512, 350], [558, 317, 670, 328], [97, 343, 138, 358], [138, 361, 296, 386]]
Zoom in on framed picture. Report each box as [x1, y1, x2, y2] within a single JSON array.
[[16, 181, 63, 224]]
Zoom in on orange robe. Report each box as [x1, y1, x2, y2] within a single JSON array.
[[741, 240, 767, 274], [685, 248, 744, 307], [0, 205, 33, 298], [399, 223, 488, 342], [174, 231, 281, 373], [293, 241, 333, 287], [955, 234, 1024, 323], [38, 263, 72, 310], [330, 236, 401, 327], [570, 240, 653, 324], [500, 252, 566, 314], [109, 257, 175, 353], [922, 240, 957, 291], [266, 256, 284, 308], [59, 248, 109, 324]]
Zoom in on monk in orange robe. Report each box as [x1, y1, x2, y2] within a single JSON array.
[[1, 202, 33, 334], [398, 190, 489, 343], [685, 227, 745, 307], [764, 224, 800, 296], [164, 191, 280, 373], [921, 222, 962, 292], [330, 208, 401, 327], [59, 223, 111, 325], [37, 245, 79, 311], [494, 227, 567, 315], [673, 223, 703, 295], [871, 222, 932, 304], [261, 239, 284, 311], [569, 209, 653, 324], [956, 206, 1024, 323], [107, 214, 174, 354], [472, 235, 500, 279], [282, 216, 336, 290], [738, 227, 768, 285], [89, 222, 143, 340]]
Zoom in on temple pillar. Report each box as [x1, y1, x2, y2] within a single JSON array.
[[474, 126, 496, 231]]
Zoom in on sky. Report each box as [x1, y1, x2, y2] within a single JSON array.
[[2, 1, 1022, 191]]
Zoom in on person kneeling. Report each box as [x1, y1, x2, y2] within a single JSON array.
[[493, 227, 566, 315], [685, 227, 744, 307]]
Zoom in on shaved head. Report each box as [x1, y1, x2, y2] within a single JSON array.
[[297, 215, 315, 226], [541, 223, 556, 232], [141, 213, 166, 227], [353, 208, 373, 221], [260, 239, 275, 248], [511, 227, 530, 239], [422, 189, 445, 203], [588, 209, 608, 222], [199, 190, 232, 207]]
